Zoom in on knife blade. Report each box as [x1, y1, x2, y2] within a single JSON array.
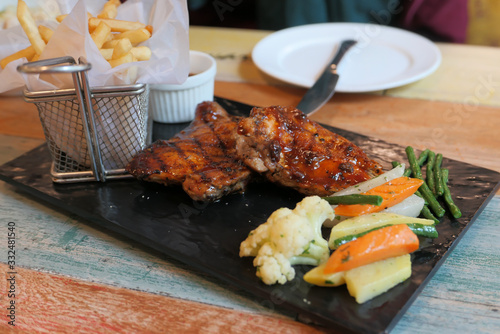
[[297, 39, 357, 114]]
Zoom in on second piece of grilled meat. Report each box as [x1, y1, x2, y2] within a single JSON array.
[[126, 101, 253, 202], [236, 105, 383, 196]]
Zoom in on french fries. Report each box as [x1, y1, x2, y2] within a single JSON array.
[[108, 52, 134, 68], [17, 0, 45, 55], [91, 21, 112, 49], [97, 0, 121, 19], [130, 46, 152, 61], [38, 25, 54, 44], [0, 0, 153, 70], [56, 12, 92, 23], [112, 28, 151, 46], [99, 48, 114, 61], [89, 18, 146, 33], [112, 38, 133, 60], [0, 46, 36, 69], [90, 3, 153, 68], [100, 46, 151, 62]]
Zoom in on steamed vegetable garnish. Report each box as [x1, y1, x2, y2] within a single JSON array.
[[426, 151, 437, 194], [303, 254, 412, 304], [328, 212, 434, 248], [323, 224, 419, 274], [238, 144, 462, 303], [384, 194, 425, 218], [324, 164, 422, 228], [304, 223, 417, 304], [417, 149, 430, 166], [420, 205, 440, 224], [434, 154, 445, 196], [239, 196, 334, 285], [331, 164, 405, 197], [322, 194, 383, 206], [334, 177, 424, 217], [441, 168, 462, 218], [344, 254, 411, 304], [404, 146, 446, 218], [303, 263, 345, 287], [330, 222, 437, 249], [399, 146, 462, 220]]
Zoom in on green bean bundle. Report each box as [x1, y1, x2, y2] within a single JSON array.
[[441, 168, 462, 219]]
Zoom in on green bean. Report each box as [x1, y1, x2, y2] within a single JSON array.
[[420, 204, 439, 224], [405, 146, 445, 217], [322, 194, 383, 206], [405, 146, 423, 179], [434, 153, 444, 196], [419, 182, 445, 217], [426, 151, 436, 195], [441, 168, 462, 219], [417, 148, 430, 166], [407, 223, 439, 238]]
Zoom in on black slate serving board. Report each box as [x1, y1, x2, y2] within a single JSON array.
[[1, 97, 499, 333]]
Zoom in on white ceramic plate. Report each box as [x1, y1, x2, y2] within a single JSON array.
[[252, 23, 441, 92]]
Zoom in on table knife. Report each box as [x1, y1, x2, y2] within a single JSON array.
[[297, 39, 357, 114]]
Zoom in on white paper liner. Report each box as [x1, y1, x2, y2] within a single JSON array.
[[0, 0, 189, 92], [0, 0, 189, 171]]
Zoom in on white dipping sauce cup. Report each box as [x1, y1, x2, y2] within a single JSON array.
[[148, 50, 217, 123]]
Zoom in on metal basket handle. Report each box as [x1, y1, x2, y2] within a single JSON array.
[[16, 56, 91, 74], [17, 56, 107, 182]]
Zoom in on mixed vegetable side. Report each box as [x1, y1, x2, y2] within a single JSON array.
[[239, 147, 462, 304]]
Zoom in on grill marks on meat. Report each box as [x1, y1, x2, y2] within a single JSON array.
[[126, 101, 253, 202], [127, 102, 383, 201], [236, 106, 383, 196]]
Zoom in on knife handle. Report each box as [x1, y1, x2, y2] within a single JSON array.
[[330, 40, 357, 72]]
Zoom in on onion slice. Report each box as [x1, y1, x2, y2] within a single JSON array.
[[331, 163, 405, 197], [384, 194, 424, 218]]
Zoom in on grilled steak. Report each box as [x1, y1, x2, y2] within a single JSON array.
[[236, 105, 383, 196], [126, 101, 253, 202]]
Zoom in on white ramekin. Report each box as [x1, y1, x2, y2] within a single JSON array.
[[149, 50, 217, 123]]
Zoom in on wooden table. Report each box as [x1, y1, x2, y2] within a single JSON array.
[[1, 26, 499, 333]]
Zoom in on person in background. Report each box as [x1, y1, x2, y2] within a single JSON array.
[[399, 0, 468, 43], [188, 0, 500, 46], [255, 0, 401, 30]]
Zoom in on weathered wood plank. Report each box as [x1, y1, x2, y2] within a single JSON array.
[[0, 97, 44, 139], [0, 264, 326, 334]]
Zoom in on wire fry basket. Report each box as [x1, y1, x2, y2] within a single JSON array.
[[18, 56, 149, 183]]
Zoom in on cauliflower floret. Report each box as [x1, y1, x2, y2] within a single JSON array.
[[240, 196, 335, 285], [253, 243, 294, 285]]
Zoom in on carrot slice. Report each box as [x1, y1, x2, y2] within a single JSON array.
[[323, 224, 419, 274], [334, 176, 424, 217]]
